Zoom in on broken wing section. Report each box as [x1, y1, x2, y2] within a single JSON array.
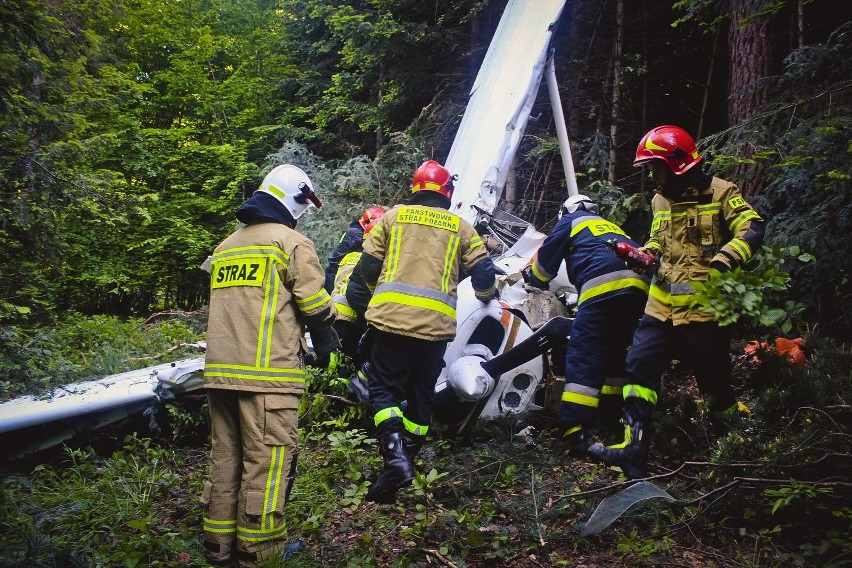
[[446, 0, 567, 225], [0, 357, 205, 457]]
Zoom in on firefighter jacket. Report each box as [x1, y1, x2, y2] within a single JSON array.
[[530, 210, 650, 306], [349, 192, 497, 341], [324, 222, 364, 292], [644, 176, 764, 325], [204, 222, 336, 394], [331, 251, 362, 324]]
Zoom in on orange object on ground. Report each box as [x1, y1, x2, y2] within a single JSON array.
[[744, 337, 806, 367]]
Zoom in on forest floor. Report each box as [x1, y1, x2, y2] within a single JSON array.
[[1, 347, 850, 567]]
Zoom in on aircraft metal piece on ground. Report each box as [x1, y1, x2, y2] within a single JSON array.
[[0, 357, 205, 457]]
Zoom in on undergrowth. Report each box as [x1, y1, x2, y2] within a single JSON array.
[[0, 315, 849, 567], [0, 310, 208, 400]]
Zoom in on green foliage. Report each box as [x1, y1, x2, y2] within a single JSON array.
[[764, 480, 833, 516], [689, 245, 813, 335], [616, 529, 675, 563], [272, 0, 483, 157], [165, 400, 208, 442], [700, 21, 852, 339], [0, 435, 203, 566], [0, 0, 510, 329], [0, 311, 206, 399], [281, 132, 432, 262], [412, 467, 448, 503], [581, 179, 652, 241], [1, 330, 850, 566], [299, 360, 367, 434]]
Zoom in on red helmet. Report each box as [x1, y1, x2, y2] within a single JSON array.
[[359, 206, 385, 234], [411, 160, 456, 198], [634, 125, 702, 175]]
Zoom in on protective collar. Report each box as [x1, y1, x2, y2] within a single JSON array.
[[236, 191, 297, 227], [408, 189, 451, 209]]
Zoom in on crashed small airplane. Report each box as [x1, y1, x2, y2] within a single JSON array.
[[0, 0, 580, 457]]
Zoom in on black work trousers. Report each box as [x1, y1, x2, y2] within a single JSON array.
[[368, 329, 449, 438], [625, 315, 736, 420], [333, 319, 366, 362], [559, 292, 645, 426]]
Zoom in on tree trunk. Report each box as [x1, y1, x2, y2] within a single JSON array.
[[533, 156, 554, 223], [376, 63, 384, 153], [727, 0, 782, 200], [638, 0, 647, 195], [797, 0, 804, 49], [728, 0, 778, 132], [608, 0, 623, 184], [697, 27, 721, 140]]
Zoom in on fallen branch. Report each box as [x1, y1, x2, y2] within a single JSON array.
[[323, 394, 359, 406], [422, 548, 458, 568], [141, 309, 206, 326], [732, 476, 852, 489], [554, 455, 848, 504], [128, 342, 206, 361], [530, 465, 546, 547], [681, 479, 742, 506], [553, 460, 732, 502]]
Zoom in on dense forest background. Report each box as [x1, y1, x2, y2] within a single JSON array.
[[1, 1, 852, 566], [1, 0, 850, 338]]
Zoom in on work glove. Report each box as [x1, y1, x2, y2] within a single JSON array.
[[475, 287, 500, 304], [305, 326, 341, 371], [520, 266, 548, 290], [304, 349, 336, 372]]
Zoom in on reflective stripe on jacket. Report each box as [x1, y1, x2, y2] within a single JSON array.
[[204, 223, 336, 393], [531, 210, 649, 306], [331, 251, 362, 323], [363, 204, 494, 340], [644, 176, 764, 325], [324, 224, 363, 292]]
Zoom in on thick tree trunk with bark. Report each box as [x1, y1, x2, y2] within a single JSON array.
[[727, 0, 783, 199], [608, 0, 624, 184]]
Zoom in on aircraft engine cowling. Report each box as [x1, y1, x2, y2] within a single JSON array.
[[447, 353, 496, 401]]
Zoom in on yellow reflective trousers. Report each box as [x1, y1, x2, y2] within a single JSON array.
[[201, 390, 299, 566]]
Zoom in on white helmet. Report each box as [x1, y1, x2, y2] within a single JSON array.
[[258, 164, 322, 220], [558, 194, 597, 219]]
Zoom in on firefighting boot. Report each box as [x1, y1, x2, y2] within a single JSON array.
[[236, 540, 303, 567], [365, 431, 415, 504], [203, 541, 233, 567], [587, 413, 651, 479], [403, 433, 426, 460], [560, 423, 590, 458]]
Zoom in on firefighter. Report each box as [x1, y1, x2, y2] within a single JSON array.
[[522, 195, 649, 457], [327, 207, 385, 401], [588, 125, 766, 478], [201, 164, 339, 566], [346, 159, 498, 504], [328, 207, 385, 360], [324, 207, 385, 293]]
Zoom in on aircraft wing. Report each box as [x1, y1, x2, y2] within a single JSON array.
[[446, 0, 567, 226]]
